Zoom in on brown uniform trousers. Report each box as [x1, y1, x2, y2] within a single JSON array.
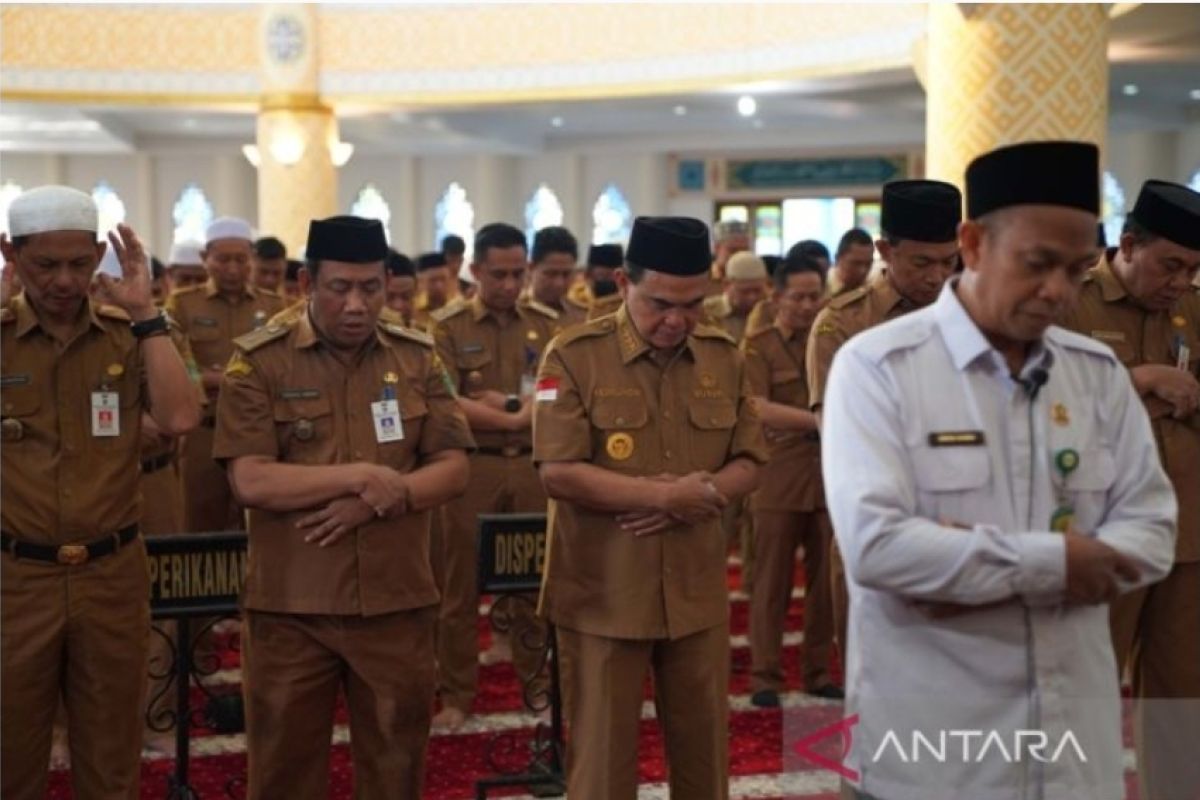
[[534, 307, 770, 799], [165, 279, 283, 533], [806, 272, 918, 656], [1060, 255, 1200, 800], [213, 313, 474, 799], [742, 323, 836, 692], [1, 296, 152, 800], [431, 295, 560, 712]]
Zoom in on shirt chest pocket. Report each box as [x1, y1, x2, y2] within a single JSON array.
[[768, 367, 804, 404], [455, 349, 493, 395], [274, 396, 335, 464], [1059, 447, 1117, 533], [0, 381, 40, 446], [910, 445, 991, 523], [375, 395, 428, 469], [590, 397, 649, 472], [687, 397, 738, 471]]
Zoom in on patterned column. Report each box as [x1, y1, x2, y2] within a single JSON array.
[[255, 4, 337, 254], [925, 3, 1110, 189]]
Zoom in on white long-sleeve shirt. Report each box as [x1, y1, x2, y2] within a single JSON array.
[[822, 280, 1176, 800]]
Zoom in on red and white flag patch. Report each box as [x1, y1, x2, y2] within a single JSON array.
[[535, 377, 559, 402]]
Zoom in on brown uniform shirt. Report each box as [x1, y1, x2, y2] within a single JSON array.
[[432, 294, 560, 451], [212, 313, 474, 616], [1, 294, 147, 543], [1059, 255, 1200, 561], [533, 306, 769, 640], [165, 279, 285, 413], [139, 319, 203, 465], [740, 323, 823, 512], [805, 271, 915, 410]]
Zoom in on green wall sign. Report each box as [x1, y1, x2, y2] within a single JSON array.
[[726, 156, 907, 189]]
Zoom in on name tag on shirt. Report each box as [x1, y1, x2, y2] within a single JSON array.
[[928, 430, 985, 447], [91, 391, 120, 437], [371, 399, 404, 443]]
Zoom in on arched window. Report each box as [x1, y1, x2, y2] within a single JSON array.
[[172, 183, 214, 246], [91, 180, 127, 241], [350, 183, 392, 244], [434, 182, 475, 258], [590, 183, 633, 246], [0, 180, 24, 241], [1101, 171, 1126, 248], [524, 184, 564, 248]]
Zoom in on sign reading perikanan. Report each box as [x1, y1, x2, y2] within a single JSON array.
[[477, 513, 548, 594], [145, 532, 247, 616]]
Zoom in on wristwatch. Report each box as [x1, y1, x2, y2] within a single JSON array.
[[504, 394, 521, 413], [130, 311, 170, 340]]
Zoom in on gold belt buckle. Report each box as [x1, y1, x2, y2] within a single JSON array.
[[56, 544, 89, 566], [501, 445, 521, 458]]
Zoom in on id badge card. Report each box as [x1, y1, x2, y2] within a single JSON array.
[[371, 399, 404, 443], [91, 391, 120, 437]]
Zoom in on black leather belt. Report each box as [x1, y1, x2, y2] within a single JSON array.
[[1, 524, 138, 566], [141, 452, 174, 474], [475, 446, 533, 458]]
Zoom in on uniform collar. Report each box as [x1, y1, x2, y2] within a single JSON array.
[[934, 279, 1052, 377], [294, 308, 320, 349], [294, 307, 380, 355], [12, 292, 104, 339], [470, 293, 520, 324], [874, 270, 917, 315], [614, 303, 698, 365], [204, 277, 256, 301], [615, 304, 651, 364], [1093, 252, 1130, 303]]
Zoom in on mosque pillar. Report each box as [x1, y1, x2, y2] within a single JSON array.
[[254, 4, 338, 254], [924, 3, 1110, 188]]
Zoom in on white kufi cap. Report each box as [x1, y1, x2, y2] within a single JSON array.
[[204, 217, 253, 244], [7, 185, 98, 238], [168, 240, 204, 266]]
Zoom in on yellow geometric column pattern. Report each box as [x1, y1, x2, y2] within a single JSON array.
[[255, 4, 337, 254], [925, 3, 1109, 189]]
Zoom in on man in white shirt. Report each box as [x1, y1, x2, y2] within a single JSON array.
[[822, 140, 1177, 800]]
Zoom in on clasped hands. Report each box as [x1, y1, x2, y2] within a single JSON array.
[[616, 471, 728, 537], [296, 463, 410, 547]]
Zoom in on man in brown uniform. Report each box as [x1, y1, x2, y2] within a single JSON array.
[[534, 216, 768, 799], [165, 240, 207, 290], [828, 227, 875, 298], [166, 217, 285, 532], [214, 215, 472, 799], [566, 242, 624, 313], [526, 225, 588, 328], [741, 255, 842, 708], [706, 218, 752, 296], [384, 249, 420, 328], [251, 236, 287, 294], [805, 179, 961, 656], [415, 251, 456, 319], [702, 251, 770, 344], [430, 222, 560, 730], [744, 240, 832, 336], [1059, 179, 1200, 800], [1, 186, 200, 800]]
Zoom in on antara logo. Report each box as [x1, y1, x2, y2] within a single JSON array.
[[791, 715, 1088, 781]]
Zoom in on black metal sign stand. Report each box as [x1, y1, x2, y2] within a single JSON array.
[[145, 532, 248, 800], [474, 513, 565, 799]]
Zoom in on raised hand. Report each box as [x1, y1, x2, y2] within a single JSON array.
[[93, 224, 157, 321]]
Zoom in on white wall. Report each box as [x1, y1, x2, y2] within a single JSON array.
[[4, 122, 1197, 257]]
